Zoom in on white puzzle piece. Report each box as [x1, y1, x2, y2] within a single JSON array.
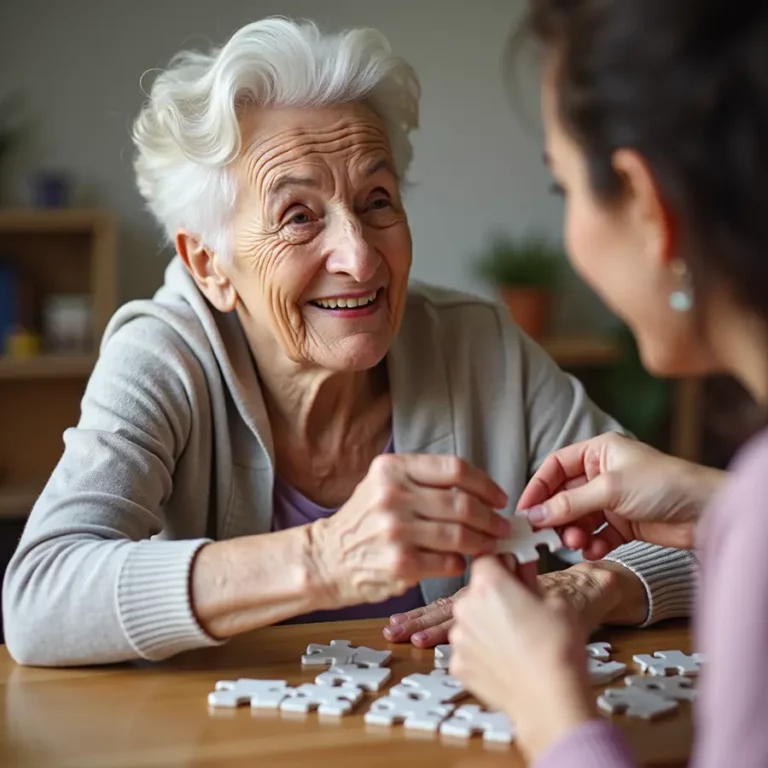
[[589, 659, 627, 686], [208, 679, 293, 709], [365, 693, 455, 731], [315, 664, 392, 692], [301, 639, 391, 668], [280, 682, 363, 716], [633, 650, 704, 677], [495, 516, 563, 563], [598, 687, 678, 720], [434, 644, 452, 670], [586, 642, 612, 660], [625, 675, 697, 701], [390, 669, 466, 703], [439, 705, 516, 743]]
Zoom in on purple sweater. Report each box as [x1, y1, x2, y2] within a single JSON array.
[[536, 428, 768, 768]]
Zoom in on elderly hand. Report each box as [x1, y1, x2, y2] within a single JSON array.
[[309, 454, 512, 610], [383, 556, 645, 645], [518, 432, 724, 556], [449, 557, 596, 763]]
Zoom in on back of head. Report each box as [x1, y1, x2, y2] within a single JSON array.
[[521, 0, 768, 324]]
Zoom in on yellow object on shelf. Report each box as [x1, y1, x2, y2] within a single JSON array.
[[4, 328, 41, 359]]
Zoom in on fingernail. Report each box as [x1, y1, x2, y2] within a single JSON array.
[[412, 632, 428, 643], [527, 506, 547, 524], [383, 625, 404, 641], [389, 613, 407, 625]]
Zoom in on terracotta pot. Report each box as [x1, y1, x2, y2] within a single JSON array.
[[500, 286, 553, 340]]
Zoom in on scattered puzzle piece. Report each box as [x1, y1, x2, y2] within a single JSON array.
[[365, 693, 455, 731], [434, 644, 452, 670], [315, 664, 392, 692], [390, 669, 467, 703], [586, 642, 612, 660], [625, 675, 697, 701], [208, 679, 293, 709], [589, 659, 627, 686], [280, 682, 363, 716], [439, 704, 516, 743], [301, 639, 391, 668], [495, 516, 563, 563], [633, 650, 704, 677], [598, 687, 678, 719]]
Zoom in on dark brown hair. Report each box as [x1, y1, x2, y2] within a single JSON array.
[[520, 0, 768, 325]]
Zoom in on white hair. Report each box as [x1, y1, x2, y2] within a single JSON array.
[[132, 17, 420, 258]]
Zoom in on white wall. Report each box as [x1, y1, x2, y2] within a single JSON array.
[[0, 0, 612, 332]]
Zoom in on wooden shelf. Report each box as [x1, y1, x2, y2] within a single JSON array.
[[0, 354, 96, 381], [0, 486, 39, 520], [0, 208, 111, 234], [542, 336, 623, 368]]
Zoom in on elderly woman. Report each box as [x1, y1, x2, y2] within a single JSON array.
[[3, 18, 693, 666]]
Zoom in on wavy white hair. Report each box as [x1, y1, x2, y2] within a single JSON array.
[[132, 17, 420, 258]]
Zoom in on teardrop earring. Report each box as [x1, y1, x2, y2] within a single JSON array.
[[669, 260, 693, 312]]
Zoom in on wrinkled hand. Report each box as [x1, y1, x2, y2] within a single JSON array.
[[383, 559, 637, 646], [519, 432, 723, 556], [311, 454, 511, 610], [449, 557, 596, 763]]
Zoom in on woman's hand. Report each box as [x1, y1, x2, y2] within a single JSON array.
[[309, 454, 512, 609], [449, 556, 596, 764], [519, 432, 724, 557]]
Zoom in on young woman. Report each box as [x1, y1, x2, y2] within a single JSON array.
[[448, 1, 768, 766]]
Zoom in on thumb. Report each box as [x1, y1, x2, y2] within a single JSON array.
[[525, 472, 620, 527]]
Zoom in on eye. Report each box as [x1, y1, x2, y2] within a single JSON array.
[[367, 192, 392, 211], [283, 205, 316, 226]]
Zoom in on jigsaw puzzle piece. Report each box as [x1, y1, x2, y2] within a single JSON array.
[[365, 693, 455, 731], [301, 639, 391, 668], [434, 644, 452, 670], [439, 704, 516, 743], [495, 516, 563, 563], [586, 642, 612, 660], [208, 679, 292, 709], [315, 664, 392, 692], [625, 675, 697, 701], [390, 669, 466, 703], [280, 682, 363, 716], [598, 687, 678, 719], [589, 659, 627, 686], [633, 650, 704, 677]]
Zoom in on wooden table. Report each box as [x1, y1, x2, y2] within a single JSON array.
[[0, 619, 693, 767]]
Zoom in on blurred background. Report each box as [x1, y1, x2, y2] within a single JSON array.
[[0, 1, 753, 633]]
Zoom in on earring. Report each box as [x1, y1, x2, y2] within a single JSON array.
[[669, 260, 693, 312]]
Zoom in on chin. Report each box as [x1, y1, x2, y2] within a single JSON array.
[[320, 336, 391, 372]]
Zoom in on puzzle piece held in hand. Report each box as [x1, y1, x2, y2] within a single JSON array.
[[495, 516, 563, 563], [625, 675, 697, 701], [280, 682, 363, 716], [365, 693, 455, 731], [586, 642, 612, 660], [598, 687, 678, 720], [208, 679, 293, 709], [315, 664, 392, 692], [589, 659, 627, 686], [301, 639, 391, 668], [439, 704, 516, 743], [390, 669, 466, 703], [434, 644, 452, 670], [633, 650, 704, 677]]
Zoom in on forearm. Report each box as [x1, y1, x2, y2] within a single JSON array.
[[191, 524, 329, 638]]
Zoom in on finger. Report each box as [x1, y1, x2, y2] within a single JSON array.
[[469, 556, 540, 610], [414, 488, 512, 538], [383, 596, 455, 642], [580, 527, 629, 560], [410, 619, 452, 649], [406, 519, 498, 556], [558, 512, 609, 548], [400, 454, 508, 509]]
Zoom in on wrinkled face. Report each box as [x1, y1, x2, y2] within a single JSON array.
[[541, 68, 714, 376], [224, 102, 412, 371]]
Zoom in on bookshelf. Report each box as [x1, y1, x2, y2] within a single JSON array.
[[0, 209, 117, 519]]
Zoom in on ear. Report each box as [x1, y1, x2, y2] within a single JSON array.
[[611, 149, 678, 269], [175, 230, 238, 313]]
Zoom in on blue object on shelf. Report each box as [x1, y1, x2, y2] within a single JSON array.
[[0, 262, 18, 347], [33, 172, 71, 208]]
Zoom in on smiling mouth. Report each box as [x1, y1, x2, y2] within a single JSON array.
[[309, 289, 381, 310]]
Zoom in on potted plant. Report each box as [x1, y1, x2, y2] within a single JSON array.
[[474, 232, 565, 339]]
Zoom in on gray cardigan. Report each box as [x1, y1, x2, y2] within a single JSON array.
[[2, 258, 696, 666]]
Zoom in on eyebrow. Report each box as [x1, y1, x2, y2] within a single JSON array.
[[363, 157, 396, 179], [269, 174, 320, 196]]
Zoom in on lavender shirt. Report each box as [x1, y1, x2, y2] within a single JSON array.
[[536, 428, 768, 768], [272, 437, 425, 624]]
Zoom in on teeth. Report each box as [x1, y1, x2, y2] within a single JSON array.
[[314, 291, 378, 309]]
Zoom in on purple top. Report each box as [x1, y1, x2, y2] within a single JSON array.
[[535, 428, 768, 768], [272, 436, 425, 624]]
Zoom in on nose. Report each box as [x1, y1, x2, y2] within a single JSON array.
[[324, 211, 379, 283]]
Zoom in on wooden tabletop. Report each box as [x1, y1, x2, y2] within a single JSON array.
[[0, 618, 693, 767]]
